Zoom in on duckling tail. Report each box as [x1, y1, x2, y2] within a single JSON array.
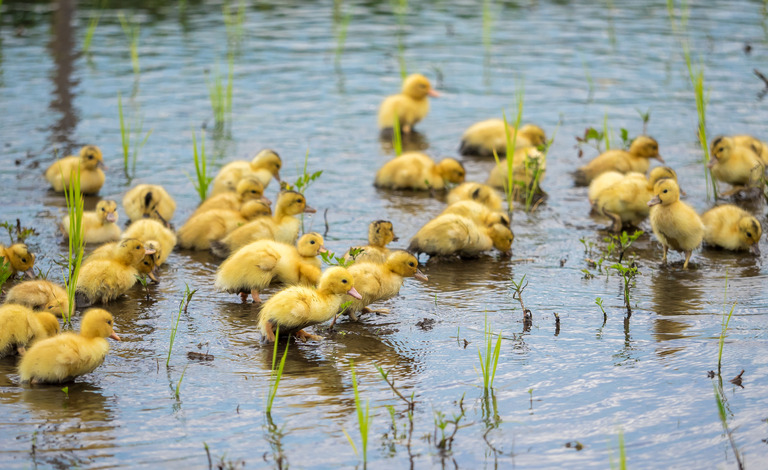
[[210, 240, 230, 258], [407, 238, 421, 255], [458, 140, 498, 158], [74, 291, 93, 309], [572, 169, 589, 187]]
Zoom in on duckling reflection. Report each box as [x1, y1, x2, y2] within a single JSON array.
[[416, 257, 513, 294], [650, 269, 704, 356], [379, 129, 430, 153]]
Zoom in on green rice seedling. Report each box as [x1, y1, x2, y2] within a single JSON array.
[[207, 54, 234, 130], [293, 149, 323, 195], [118, 92, 153, 180], [636, 108, 651, 134], [186, 130, 212, 203], [583, 60, 594, 103], [603, 114, 611, 151], [392, 114, 403, 156], [82, 6, 102, 56], [334, 11, 351, 66], [175, 364, 188, 400], [343, 360, 371, 466], [687, 61, 717, 200], [118, 11, 140, 76], [595, 297, 607, 323], [717, 271, 736, 376], [492, 104, 522, 214], [397, 39, 407, 80], [62, 170, 85, 326], [167, 284, 196, 367], [609, 261, 638, 315], [223, 0, 246, 48], [713, 383, 744, 469], [432, 394, 465, 452], [266, 326, 289, 416], [477, 316, 502, 393], [0, 260, 12, 292], [482, 0, 493, 53]]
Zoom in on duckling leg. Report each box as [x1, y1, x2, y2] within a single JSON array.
[[662, 245, 668, 265], [720, 186, 747, 198], [294, 329, 322, 342], [16, 346, 26, 356], [604, 210, 623, 233], [239, 292, 249, 302], [263, 322, 276, 342], [251, 289, 262, 304], [683, 251, 692, 270], [363, 307, 392, 315]]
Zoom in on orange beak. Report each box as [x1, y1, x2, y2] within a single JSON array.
[[647, 196, 661, 207], [109, 332, 121, 341], [414, 269, 428, 282], [304, 205, 317, 214], [346, 287, 362, 300], [428, 89, 441, 98]]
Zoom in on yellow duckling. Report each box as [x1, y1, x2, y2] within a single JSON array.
[[18, 308, 120, 384], [378, 73, 440, 136], [446, 182, 503, 211], [193, 178, 268, 216], [408, 215, 514, 258], [732, 134, 768, 166], [76, 238, 155, 305], [374, 152, 465, 190], [212, 191, 314, 257], [573, 136, 663, 186], [344, 251, 428, 321], [62, 199, 121, 244], [1, 243, 35, 277], [459, 120, 547, 157], [486, 146, 547, 193], [122, 184, 177, 225], [441, 200, 510, 228], [177, 200, 270, 251], [258, 266, 362, 342], [86, 239, 159, 283], [0, 304, 60, 357], [122, 218, 177, 265], [44, 145, 105, 194], [648, 179, 704, 269], [593, 167, 678, 232], [344, 220, 399, 264], [4, 280, 68, 317], [708, 136, 765, 196], [701, 205, 762, 255], [587, 171, 643, 205], [215, 232, 327, 304], [210, 149, 282, 196]]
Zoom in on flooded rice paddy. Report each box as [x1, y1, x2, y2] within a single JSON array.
[[1, 0, 768, 468]]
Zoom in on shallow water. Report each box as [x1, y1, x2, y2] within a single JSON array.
[[1, 0, 767, 468]]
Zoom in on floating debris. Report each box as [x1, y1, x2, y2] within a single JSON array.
[[187, 351, 214, 361]]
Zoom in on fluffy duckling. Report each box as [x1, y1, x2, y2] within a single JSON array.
[[344, 251, 428, 321], [4, 280, 68, 317], [122, 218, 177, 265], [193, 178, 267, 216], [215, 232, 326, 304], [258, 267, 362, 342], [374, 152, 465, 191], [573, 136, 663, 186], [459, 120, 547, 157], [446, 182, 503, 211], [378, 74, 439, 136], [409, 215, 514, 258], [344, 220, 399, 264], [18, 308, 119, 384], [0, 243, 35, 277], [210, 149, 282, 197], [487, 146, 547, 192], [701, 205, 762, 255], [122, 184, 176, 225], [44, 145, 105, 194], [648, 179, 704, 269], [732, 134, 768, 166], [212, 191, 314, 257], [441, 200, 510, 228], [62, 199, 121, 244], [0, 304, 60, 357], [85, 239, 159, 283], [588, 171, 643, 205], [708, 136, 765, 196], [593, 167, 678, 232], [177, 200, 270, 251], [76, 238, 155, 305]]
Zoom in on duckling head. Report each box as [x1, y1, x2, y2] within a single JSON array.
[[402, 73, 440, 100], [385, 250, 428, 281], [97, 200, 119, 224], [738, 216, 763, 255], [276, 190, 315, 216], [236, 178, 265, 202], [79, 145, 105, 170], [648, 166, 678, 186], [437, 158, 466, 185], [37, 311, 61, 338], [318, 266, 362, 299], [44, 291, 68, 317], [709, 136, 734, 167], [630, 136, 663, 162], [138, 240, 161, 281], [647, 179, 681, 207], [251, 149, 282, 182], [489, 224, 514, 254], [240, 200, 272, 219], [4, 243, 35, 273], [519, 124, 547, 148], [80, 308, 120, 341], [369, 220, 398, 246], [115, 238, 156, 267], [297, 232, 327, 257], [486, 211, 511, 228]]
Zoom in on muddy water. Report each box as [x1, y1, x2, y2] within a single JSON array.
[[1, 0, 767, 468]]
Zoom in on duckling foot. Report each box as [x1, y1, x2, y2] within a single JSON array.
[[16, 346, 26, 356], [251, 289, 262, 304], [364, 307, 391, 315], [604, 211, 623, 233], [263, 322, 276, 343], [294, 329, 322, 342], [239, 292, 249, 302], [683, 251, 692, 270]]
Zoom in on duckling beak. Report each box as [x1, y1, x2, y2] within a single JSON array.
[[24, 268, 35, 279], [144, 247, 157, 255], [707, 158, 717, 169], [318, 246, 328, 254], [647, 196, 661, 207], [274, 171, 281, 182], [655, 154, 665, 163], [414, 269, 428, 282], [392, 235, 400, 242], [346, 287, 362, 300], [148, 270, 159, 283], [106, 212, 118, 223], [109, 332, 121, 341], [304, 205, 317, 214], [261, 196, 272, 206], [428, 89, 441, 98], [750, 243, 761, 256], [98, 161, 108, 170]]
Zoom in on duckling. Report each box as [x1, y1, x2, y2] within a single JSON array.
[[0, 304, 60, 357], [210, 149, 282, 196], [122, 184, 176, 225], [486, 146, 547, 193], [212, 191, 314, 257], [76, 238, 155, 305], [44, 145, 105, 194], [258, 266, 362, 342], [732, 134, 768, 166], [193, 178, 268, 216], [441, 200, 510, 228], [459, 120, 547, 157], [708, 136, 765, 196], [573, 136, 663, 186], [122, 218, 177, 265], [593, 166, 678, 232], [648, 179, 704, 269], [61, 199, 121, 244], [446, 182, 503, 211], [344, 220, 399, 264], [344, 251, 428, 321], [4, 280, 68, 317], [408, 215, 514, 258], [587, 171, 643, 205], [0, 243, 35, 277], [378, 74, 439, 137], [18, 308, 120, 384], [215, 232, 326, 304], [177, 200, 270, 251], [374, 152, 465, 191], [701, 204, 762, 255]]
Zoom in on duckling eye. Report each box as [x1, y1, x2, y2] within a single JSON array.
[[250, 190, 257, 194], [408, 262, 414, 267], [21, 258, 26, 263], [101, 207, 106, 211], [310, 240, 315, 244], [342, 279, 348, 284], [107, 320, 112, 325], [48, 305, 53, 309], [662, 189, 668, 194], [88, 155, 94, 159], [136, 245, 141, 250], [747, 232, 752, 238]]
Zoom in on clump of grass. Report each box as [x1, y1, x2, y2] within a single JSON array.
[[0, 219, 38, 244], [477, 316, 502, 394], [207, 53, 234, 130], [175, 365, 188, 400], [223, 0, 246, 48], [432, 395, 466, 454], [167, 284, 196, 367], [187, 130, 212, 203], [343, 360, 371, 467], [717, 271, 736, 376], [392, 113, 403, 156], [62, 170, 85, 326], [610, 262, 638, 315], [0, 260, 12, 292], [713, 383, 743, 469], [118, 92, 153, 180], [376, 365, 416, 459], [82, 6, 102, 56], [493, 102, 522, 214], [118, 11, 140, 76], [266, 326, 289, 416], [686, 60, 717, 200]]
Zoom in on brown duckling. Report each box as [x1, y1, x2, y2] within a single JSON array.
[[76, 238, 155, 305], [1, 243, 35, 277], [408, 214, 514, 258], [708, 136, 765, 196], [446, 182, 503, 211], [193, 178, 268, 216], [210, 149, 282, 196], [648, 179, 704, 269], [344, 220, 399, 264], [378, 74, 439, 137], [701, 204, 762, 255], [374, 152, 465, 190], [177, 200, 270, 251], [0, 304, 60, 357], [122, 184, 176, 225], [44, 145, 105, 194], [122, 218, 177, 266], [4, 280, 68, 317], [459, 120, 547, 157], [62, 199, 121, 244], [573, 136, 663, 186]]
